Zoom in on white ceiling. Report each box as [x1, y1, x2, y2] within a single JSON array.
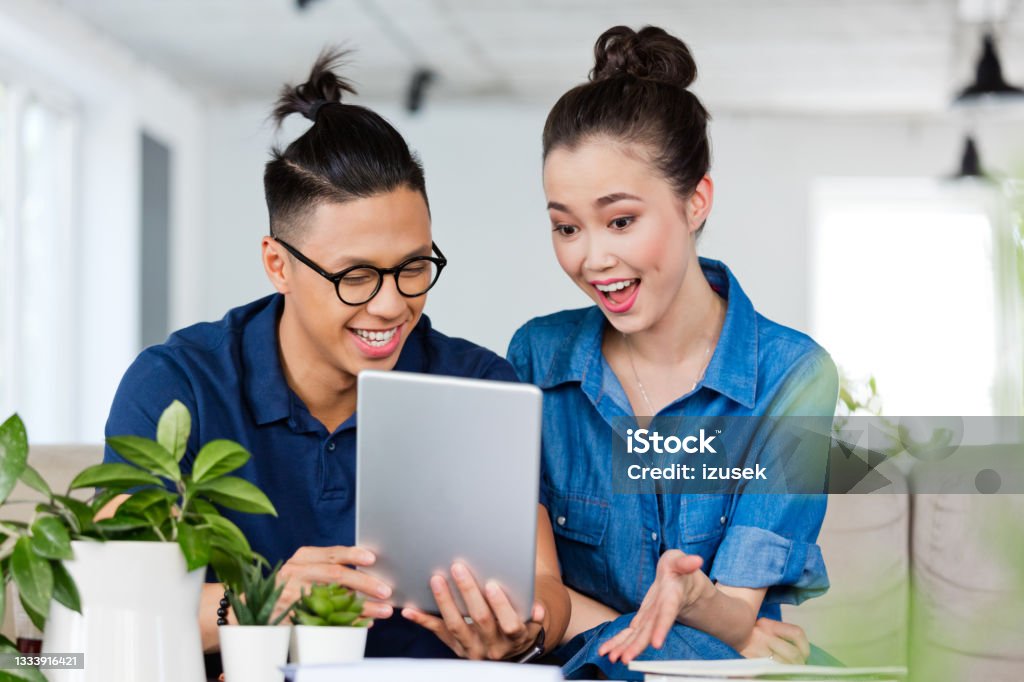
[[53, 0, 1024, 113]]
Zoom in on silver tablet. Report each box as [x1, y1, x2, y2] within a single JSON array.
[[355, 370, 542, 621]]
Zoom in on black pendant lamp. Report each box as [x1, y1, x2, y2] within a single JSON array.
[[954, 32, 1024, 104], [952, 136, 987, 180]]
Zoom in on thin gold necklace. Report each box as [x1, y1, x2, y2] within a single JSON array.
[[622, 332, 712, 416]]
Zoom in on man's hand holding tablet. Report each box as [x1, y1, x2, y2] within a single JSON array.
[[274, 545, 395, 623]]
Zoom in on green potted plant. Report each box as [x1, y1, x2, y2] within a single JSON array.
[[289, 583, 371, 664], [219, 560, 292, 682], [0, 400, 276, 682]]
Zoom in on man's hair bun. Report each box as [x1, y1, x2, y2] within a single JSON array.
[[272, 48, 356, 126]]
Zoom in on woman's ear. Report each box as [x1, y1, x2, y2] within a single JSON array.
[[262, 236, 291, 294], [685, 175, 714, 234]]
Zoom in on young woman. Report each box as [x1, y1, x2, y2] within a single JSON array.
[[508, 26, 838, 680], [102, 51, 567, 673]]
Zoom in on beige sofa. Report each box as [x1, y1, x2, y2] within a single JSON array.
[[5, 445, 1023, 681], [783, 460, 1024, 682]]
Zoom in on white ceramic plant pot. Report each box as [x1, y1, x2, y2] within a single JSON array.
[[291, 625, 367, 664], [219, 625, 291, 682], [42, 540, 205, 682]]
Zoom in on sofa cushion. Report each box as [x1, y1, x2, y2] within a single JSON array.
[[782, 461, 910, 667], [910, 493, 1024, 680]]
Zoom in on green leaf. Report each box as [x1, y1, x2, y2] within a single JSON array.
[[88, 487, 123, 516], [189, 498, 219, 516], [94, 515, 151, 534], [18, 463, 52, 498], [194, 477, 276, 516], [838, 386, 857, 411], [0, 414, 29, 505], [0, 636, 46, 681], [191, 440, 250, 484], [69, 463, 163, 491], [53, 494, 95, 534], [119, 488, 177, 533], [209, 546, 244, 588], [19, 592, 46, 632], [29, 516, 73, 560], [177, 522, 210, 571], [225, 588, 253, 625], [292, 610, 326, 626], [327, 610, 359, 626], [120, 487, 178, 515], [157, 400, 192, 463], [105, 436, 180, 481], [51, 560, 82, 614], [11, 536, 53, 621], [200, 514, 252, 556]]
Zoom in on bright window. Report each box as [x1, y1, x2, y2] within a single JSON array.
[[0, 78, 76, 441], [810, 179, 1018, 417]]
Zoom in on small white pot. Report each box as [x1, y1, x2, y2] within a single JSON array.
[[291, 625, 367, 665], [219, 625, 291, 682]]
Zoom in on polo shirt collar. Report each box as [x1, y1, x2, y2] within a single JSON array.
[[242, 294, 291, 425], [538, 258, 758, 409]]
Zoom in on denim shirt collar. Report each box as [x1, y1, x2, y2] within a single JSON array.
[[242, 294, 431, 426], [538, 257, 758, 409]]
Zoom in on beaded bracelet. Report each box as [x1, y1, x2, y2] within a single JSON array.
[[216, 589, 230, 626]]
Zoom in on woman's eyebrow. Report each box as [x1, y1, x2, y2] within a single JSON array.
[[547, 193, 641, 213], [595, 192, 641, 207]]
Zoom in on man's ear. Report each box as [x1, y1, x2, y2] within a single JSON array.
[[262, 236, 291, 294]]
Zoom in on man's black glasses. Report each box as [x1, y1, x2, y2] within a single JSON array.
[[274, 237, 447, 306]]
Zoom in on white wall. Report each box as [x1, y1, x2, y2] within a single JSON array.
[[0, 0, 204, 441], [198, 98, 1024, 356]]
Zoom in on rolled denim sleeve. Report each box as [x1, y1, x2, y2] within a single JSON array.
[[709, 498, 829, 605], [709, 350, 838, 606]]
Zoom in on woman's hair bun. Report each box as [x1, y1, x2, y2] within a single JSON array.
[[272, 47, 357, 126], [590, 26, 697, 89]]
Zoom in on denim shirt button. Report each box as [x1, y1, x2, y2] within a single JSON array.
[[651, 532, 658, 542], [327, 442, 336, 452], [719, 515, 727, 524], [556, 515, 567, 526]]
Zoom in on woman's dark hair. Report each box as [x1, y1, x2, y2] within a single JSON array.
[[265, 48, 427, 242], [542, 26, 711, 232]]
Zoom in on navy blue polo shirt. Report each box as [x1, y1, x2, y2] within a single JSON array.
[[105, 293, 517, 658]]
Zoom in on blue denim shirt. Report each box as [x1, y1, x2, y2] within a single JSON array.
[[508, 259, 838, 680]]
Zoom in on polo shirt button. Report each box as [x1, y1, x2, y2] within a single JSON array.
[[556, 516, 566, 526], [720, 515, 727, 524], [327, 442, 336, 451], [651, 532, 658, 542]]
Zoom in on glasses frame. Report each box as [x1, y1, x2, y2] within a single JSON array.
[[273, 236, 448, 306]]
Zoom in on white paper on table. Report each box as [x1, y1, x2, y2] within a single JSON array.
[[281, 658, 565, 682], [628, 657, 907, 680]]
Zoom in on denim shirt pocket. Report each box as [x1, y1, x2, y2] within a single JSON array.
[[546, 488, 612, 597], [679, 494, 729, 557]]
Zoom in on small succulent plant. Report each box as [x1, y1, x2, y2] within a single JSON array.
[[225, 561, 292, 626], [291, 583, 371, 627]]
